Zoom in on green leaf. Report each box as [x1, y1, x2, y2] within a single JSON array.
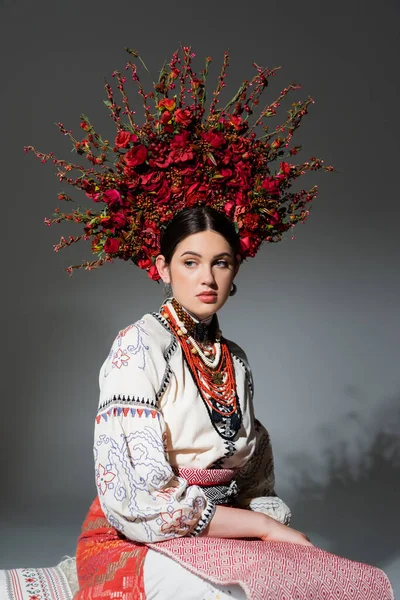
[[207, 152, 217, 166]]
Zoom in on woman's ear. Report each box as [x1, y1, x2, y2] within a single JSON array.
[[155, 254, 170, 283]]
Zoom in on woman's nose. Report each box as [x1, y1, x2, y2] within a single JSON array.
[[201, 265, 216, 284]]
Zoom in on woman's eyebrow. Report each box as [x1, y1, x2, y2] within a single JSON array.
[[180, 251, 233, 258]]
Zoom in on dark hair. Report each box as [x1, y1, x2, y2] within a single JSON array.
[[159, 206, 242, 265]]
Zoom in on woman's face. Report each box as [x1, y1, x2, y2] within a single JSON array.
[[156, 229, 240, 320]]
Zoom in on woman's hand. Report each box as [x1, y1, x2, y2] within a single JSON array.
[[260, 519, 313, 547], [201, 506, 313, 547]]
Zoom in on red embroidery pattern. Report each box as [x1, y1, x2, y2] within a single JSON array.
[[116, 324, 136, 339], [174, 467, 235, 486], [112, 348, 130, 369], [5, 566, 71, 600], [96, 464, 116, 495]]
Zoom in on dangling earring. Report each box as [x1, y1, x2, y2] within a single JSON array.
[[229, 282, 237, 297]]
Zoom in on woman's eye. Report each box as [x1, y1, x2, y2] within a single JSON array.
[[184, 260, 229, 268]]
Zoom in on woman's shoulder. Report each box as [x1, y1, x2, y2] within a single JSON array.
[[223, 335, 251, 371], [99, 311, 175, 397], [223, 336, 254, 399], [112, 311, 174, 355]]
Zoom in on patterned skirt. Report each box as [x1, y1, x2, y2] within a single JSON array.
[[75, 480, 394, 600]]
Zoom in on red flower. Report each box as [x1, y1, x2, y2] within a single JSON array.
[[149, 156, 171, 169], [185, 182, 209, 206], [171, 146, 195, 164], [103, 189, 123, 206], [227, 161, 251, 189], [124, 166, 141, 183], [240, 235, 252, 253], [235, 190, 250, 206], [147, 264, 160, 280], [170, 131, 190, 148], [179, 158, 199, 174], [243, 213, 261, 231], [99, 216, 113, 229], [201, 130, 225, 149], [124, 144, 148, 167], [239, 233, 260, 257], [280, 161, 292, 175], [87, 192, 101, 203], [115, 131, 138, 148], [267, 210, 281, 225], [138, 257, 152, 269], [143, 220, 160, 234], [140, 172, 163, 191], [229, 139, 249, 162], [233, 204, 247, 224], [219, 168, 233, 180], [230, 115, 243, 130], [104, 238, 121, 253], [261, 177, 280, 195], [275, 173, 286, 184], [224, 200, 235, 217], [231, 139, 249, 156], [112, 212, 127, 228], [160, 110, 173, 125], [163, 123, 175, 134], [174, 108, 192, 127], [140, 172, 171, 203], [157, 98, 176, 112]]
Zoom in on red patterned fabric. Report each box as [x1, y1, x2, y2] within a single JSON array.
[[75, 470, 394, 600], [75, 497, 147, 600], [149, 538, 394, 600], [173, 467, 235, 486]]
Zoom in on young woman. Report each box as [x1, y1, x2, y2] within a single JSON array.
[[74, 206, 393, 600]]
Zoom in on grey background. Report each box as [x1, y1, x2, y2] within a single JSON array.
[[1, 0, 399, 595]]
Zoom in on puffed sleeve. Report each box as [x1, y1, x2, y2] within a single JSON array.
[[234, 418, 292, 525], [94, 319, 216, 542]]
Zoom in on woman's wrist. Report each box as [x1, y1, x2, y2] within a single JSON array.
[[200, 505, 278, 539]]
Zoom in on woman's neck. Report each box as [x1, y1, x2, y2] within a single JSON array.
[[163, 297, 218, 342], [182, 305, 214, 325], [164, 296, 215, 325]]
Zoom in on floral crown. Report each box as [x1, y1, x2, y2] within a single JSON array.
[[25, 46, 333, 281]]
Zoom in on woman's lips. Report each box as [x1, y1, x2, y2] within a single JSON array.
[[197, 293, 217, 303]]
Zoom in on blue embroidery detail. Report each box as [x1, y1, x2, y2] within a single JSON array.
[[97, 427, 175, 541], [104, 320, 150, 376], [96, 434, 111, 446]]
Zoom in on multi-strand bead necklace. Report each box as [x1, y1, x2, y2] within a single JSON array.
[[160, 298, 242, 440]]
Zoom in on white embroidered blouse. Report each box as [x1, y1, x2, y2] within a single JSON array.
[[94, 309, 291, 543]]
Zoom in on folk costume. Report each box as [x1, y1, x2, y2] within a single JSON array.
[[74, 299, 393, 599], [26, 47, 394, 599]]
